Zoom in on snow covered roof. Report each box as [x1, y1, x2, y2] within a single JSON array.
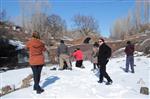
[[9, 40, 25, 50]]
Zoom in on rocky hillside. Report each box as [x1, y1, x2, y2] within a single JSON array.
[[49, 32, 150, 63], [0, 22, 29, 42]]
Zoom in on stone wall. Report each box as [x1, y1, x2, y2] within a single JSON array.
[[49, 44, 93, 64], [48, 34, 149, 64]]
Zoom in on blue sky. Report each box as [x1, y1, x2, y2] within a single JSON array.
[[1, 0, 135, 37]]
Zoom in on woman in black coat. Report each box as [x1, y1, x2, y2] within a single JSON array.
[[98, 38, 113, 85]]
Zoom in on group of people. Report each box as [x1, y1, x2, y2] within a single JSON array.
[[57, 40, 84, 70], [26, 31, 135, 94]]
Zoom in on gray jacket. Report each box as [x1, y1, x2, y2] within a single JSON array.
[[57, 43, 69, 56]]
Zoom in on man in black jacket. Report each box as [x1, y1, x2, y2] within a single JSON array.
[[98, 38, 113, 85]]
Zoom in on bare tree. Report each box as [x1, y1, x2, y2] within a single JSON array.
[[0, 9, 7, 22], [132, 0, 150, 33], [143, 0, 150, 24], [73, 14, 99, 36], [110, 13, 133, 40], [19, 0, 50, 33], [134, 0, 142, 31], [123, 11, 133, 36], [110, 19, 124, 40], [133, 0, 149, 30], [46, 14, 66, 39], [110, 0, 150, 40], [19, 0, 53, 58]]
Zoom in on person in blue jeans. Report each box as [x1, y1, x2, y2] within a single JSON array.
[[124, 41, 135, 73]]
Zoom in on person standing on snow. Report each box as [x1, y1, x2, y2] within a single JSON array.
[[26, 32, 46, 94], [72, 48, 84, 68], [124, 41, 135, 73], [57, 40, 72, 70], [91, 42, 99, 71], [97, 38, 113, 85]]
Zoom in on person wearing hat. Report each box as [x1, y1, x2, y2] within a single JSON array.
[[26, 31, 46, 94], [124, 41, 135, 73], [97, 38, 113, 85]]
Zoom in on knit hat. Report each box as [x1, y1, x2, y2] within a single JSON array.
[[127, 41, 131, 44], [60, 40, 64, 43], [99, 38, 105, 42]]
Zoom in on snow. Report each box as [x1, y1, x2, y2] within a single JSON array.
[[9, 40, 25, 50], [63, 36, 73, 41], [0, 56, 150, 99], [0, 68, 32, 89]]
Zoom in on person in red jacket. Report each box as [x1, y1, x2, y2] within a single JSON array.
[[26, 32, 46, 94], [72, 48, 84, 68]]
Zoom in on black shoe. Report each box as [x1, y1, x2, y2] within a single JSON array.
[[131, 71, 135, 73], [36, 88, 44, 94], [50, 67, 56, 70], [98, 80, 103, 83], [67, 68, 72, 70], [81, 65, 85, 68], [58, 68, 64, 70], [105, 81, 113, 85]]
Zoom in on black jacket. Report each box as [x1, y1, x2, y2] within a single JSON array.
[[98, 43, 111, 64]]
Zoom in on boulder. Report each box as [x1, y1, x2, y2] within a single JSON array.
[[21, 74, 33, 88], [140, 87, 149, 95]]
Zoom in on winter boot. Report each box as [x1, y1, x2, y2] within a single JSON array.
[[98, 80, 103, 83], [50, 67, 56, 70], [67, 68, 72, 70], [105, 80, 113, 85], [36, 88, 44, 94]]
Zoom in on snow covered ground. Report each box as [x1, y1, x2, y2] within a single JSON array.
[[0, 56, 150, 99]]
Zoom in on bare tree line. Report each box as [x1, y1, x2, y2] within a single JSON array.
[[110, 0, 150, 40], [18, 0, 100, 42], [73, 14, 100, 36], [0, 1, 100, 50]]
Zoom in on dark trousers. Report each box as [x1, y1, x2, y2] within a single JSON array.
[[99, 60, 112, 82], [31, 65, 43, 91], [93, 63, 98, 69], [76, 60, 83, 67]]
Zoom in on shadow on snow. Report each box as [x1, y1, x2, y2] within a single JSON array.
[[42, 76, 60, 88]]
